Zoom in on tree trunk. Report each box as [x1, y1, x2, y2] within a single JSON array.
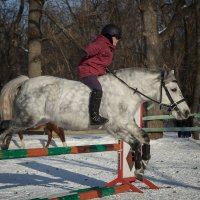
[[141, 1, 164, 139], [142, 1, 164, 68], [140, 1, 195, 139], [191, 2, 200, 140], [28, 0, 44, 78]]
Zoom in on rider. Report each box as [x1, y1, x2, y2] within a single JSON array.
[[78, 24, 121, 125]]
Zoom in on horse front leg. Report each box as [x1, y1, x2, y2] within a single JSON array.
[[130, 123, 151, 180], [0, 120, 29, 150], [57, 127, 67, 147], [111, 121, 151, 180], [142, 142, 151, 168], [131, 140, 144, 181], [44, 126, 52, 148], [131, 143, 151, 181], [107, 128, 146, 180], [129, 119, 150, 145]]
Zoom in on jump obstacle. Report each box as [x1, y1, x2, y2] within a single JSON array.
[[0, 140, 158, 199], [0, 105, 158, 199]]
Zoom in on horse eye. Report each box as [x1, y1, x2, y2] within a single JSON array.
[[171, 88, 177, 92]]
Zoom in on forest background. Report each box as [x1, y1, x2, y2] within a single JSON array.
[[0, 0, 200, 131]]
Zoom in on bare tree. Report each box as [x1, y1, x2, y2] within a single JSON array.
[[139, 0, 196, 138], [192, 1, 200, 113], [28, 0, 45, 77], [191, 1, 200, 139], [0, 0, 27, 87]]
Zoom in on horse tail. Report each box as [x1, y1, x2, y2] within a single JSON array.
[[0, 75, 29, 120]]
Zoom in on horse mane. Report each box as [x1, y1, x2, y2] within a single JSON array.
[[0, 75, 29, 120], [114, 67, 174, 82]]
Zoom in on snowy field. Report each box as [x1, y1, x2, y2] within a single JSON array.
[[0, 132, 199, 200]]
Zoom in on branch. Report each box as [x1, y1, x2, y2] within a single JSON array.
[[64, 0, 78, 22], [159, 3, 195, 42], [42, 10, 84, 51], [51, 34, 74, 78], [14, 0, 24, 26]]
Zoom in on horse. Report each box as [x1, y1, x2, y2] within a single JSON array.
[[0, 78, 66, 149], [17, 123, 66, 148], [0, 68, 190, 180]]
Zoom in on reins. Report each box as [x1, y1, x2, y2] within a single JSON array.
[[106, 68, 160, 104], [106, 68, 186, 112]]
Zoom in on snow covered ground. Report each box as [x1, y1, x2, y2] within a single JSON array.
[[0, 132, 199, 200]]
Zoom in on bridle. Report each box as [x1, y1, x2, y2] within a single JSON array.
[[107, 69, 186, 113], [158, 71, 186, 112]]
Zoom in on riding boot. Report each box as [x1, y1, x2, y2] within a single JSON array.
[[89, 89, 109, 125]]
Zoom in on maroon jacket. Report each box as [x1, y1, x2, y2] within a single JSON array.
[[78, 35, 115, 79]]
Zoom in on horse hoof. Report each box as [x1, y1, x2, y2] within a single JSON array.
[[134, 171, 143, 181], [134, 167, 144, 181]]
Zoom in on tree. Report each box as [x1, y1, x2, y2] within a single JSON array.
[[28, 0, 45, 77], [139, 0, 196, 139], [0, 0, 27, 87], [191, 1, 200, 139]]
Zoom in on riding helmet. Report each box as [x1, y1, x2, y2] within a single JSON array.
[[101, 24, 122, 40]]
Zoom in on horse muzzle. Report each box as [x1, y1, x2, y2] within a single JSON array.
[[160, 98, 190, 119]]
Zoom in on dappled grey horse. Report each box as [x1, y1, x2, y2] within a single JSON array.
[[0, 68, 190, 180]]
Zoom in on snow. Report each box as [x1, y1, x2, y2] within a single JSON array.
[[0, 133, 200, 200]]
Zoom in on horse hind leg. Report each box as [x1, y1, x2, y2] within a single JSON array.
[[0, 120, 11, 130], [0, 126, 27, 150], [0, 120, 12, 150], [0, 118, 34, 150], [0, 127, 13, 150]]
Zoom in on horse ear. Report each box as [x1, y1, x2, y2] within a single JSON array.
[[162, 64, 172, 79]]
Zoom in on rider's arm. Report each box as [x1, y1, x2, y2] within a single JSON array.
[[85, 42, 100, 57]]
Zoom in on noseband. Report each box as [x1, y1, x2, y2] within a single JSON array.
[[107, 69, 186, 113]]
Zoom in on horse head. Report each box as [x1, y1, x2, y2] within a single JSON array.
[[159, 70, 190, 120]]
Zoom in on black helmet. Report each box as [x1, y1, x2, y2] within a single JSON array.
[[101, 24, 122, 40]]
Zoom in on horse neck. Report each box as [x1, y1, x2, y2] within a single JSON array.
[[116, 69, 161, 102]]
